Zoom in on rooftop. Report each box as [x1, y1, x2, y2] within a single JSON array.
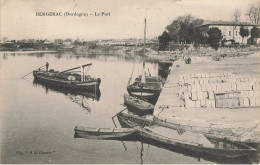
[[198, 20, 260, 27]]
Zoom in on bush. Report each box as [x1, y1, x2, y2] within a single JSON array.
[[207, 27, 223, 50]]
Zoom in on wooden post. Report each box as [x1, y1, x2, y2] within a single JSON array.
[[95, 80, 97, 92], [81, 66, 84, 81], [112, 116, 117, 128], [111, 108, 127, 128]]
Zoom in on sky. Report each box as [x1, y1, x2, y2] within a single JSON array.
[[1, 0, 259, 40]]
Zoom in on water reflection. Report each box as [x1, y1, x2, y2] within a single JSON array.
[[106, 134, 253, 164], [137, 136, 252, 164], [1, 51, 233, 164], [65, 93, 98, 113], [1, 51, 161, 65], [140, 142, 144, 164], [33, 79, 101, 112]]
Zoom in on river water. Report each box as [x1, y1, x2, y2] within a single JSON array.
[[0, 51, 250, 164]]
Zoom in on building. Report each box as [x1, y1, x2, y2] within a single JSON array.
[[5, 40, 16, 44], [197, 20, 260, 44], [96, 39, 141, 46]]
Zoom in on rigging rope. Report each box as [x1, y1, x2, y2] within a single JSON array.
[[236, 123, 260, 140]]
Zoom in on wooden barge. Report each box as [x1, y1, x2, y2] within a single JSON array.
[[33, 63, 101, 91], [117, 112, 256, 158]]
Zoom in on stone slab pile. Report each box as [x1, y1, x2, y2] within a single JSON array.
[[178, 72, 260, 108]]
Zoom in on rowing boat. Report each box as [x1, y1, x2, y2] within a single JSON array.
[[124, 94, 154, 114], [74, 126, 136, 140]]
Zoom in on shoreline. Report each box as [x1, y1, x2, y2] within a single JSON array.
[[1, 47, 259, 63], [0, 50, 58, 54]]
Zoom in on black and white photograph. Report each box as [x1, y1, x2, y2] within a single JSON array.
[[0, 0, 260, 164]]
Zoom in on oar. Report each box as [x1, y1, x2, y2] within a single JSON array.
[[21, 65, 45, 78]]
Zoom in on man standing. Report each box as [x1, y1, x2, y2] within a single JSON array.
[[46, 62, 49, 71]]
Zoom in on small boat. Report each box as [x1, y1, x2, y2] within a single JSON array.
[[33, 63, 101, 91], [127, 80, 162, 103], [127, 18, 162, 102], [117, 112, 256, 158], [74, 126, 136, 140], [124, 94, 154, 113]]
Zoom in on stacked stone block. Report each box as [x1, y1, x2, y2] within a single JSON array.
[[178, 73, 260, 108]]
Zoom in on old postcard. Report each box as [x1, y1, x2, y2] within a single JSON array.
[[0, 0, 260, 164]]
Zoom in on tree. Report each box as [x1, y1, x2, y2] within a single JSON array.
[[54, 39, 63, 44], [166, 20, 180, 43], [64, 38, 72, 42], [233, 9, 241, 23], [239, 26, 249, 44], [160, 15, 204, 46], [192, 28, 208, 44], [158, 31, 171, 51], [233, 9, 241, 40], [251, 26, 260, 44], [188, 19, 206, 44], [207, 27, 223, 50], [177, 16, 204, 44], [246, 4, 260, 24], [178, 20, 193, 44], [167, 15, 204, 44]]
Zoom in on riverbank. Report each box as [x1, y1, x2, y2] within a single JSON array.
[[1, 44, 259, 61], [145, 46, 260, 61], [73, 45, 260, 65], [0, 50, 57, 54], [154, 51, 260, 145]]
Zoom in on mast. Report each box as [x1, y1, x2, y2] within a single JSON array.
[[141, 18, 146, 84], [144, 18, 146, 52]]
